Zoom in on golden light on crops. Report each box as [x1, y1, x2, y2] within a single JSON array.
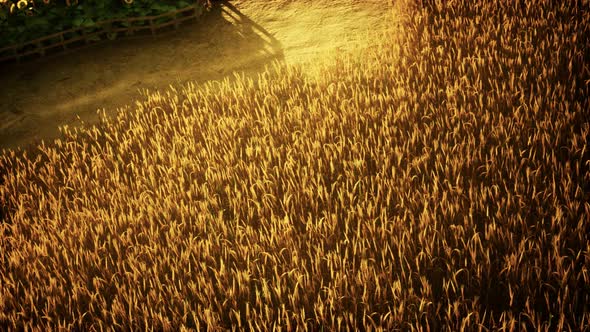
[[0, 0, 589, 330]]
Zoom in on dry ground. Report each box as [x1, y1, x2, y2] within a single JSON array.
[[0, 0, 394, 150]]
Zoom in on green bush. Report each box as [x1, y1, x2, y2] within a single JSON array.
[[0, 0, 205, 50]]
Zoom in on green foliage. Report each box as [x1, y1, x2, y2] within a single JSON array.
[[0, 0, 205, 52]]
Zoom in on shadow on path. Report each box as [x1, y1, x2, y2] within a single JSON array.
[[221, 1, 284, 61]]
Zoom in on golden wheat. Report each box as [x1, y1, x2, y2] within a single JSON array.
[[1, 0, 589, 330]]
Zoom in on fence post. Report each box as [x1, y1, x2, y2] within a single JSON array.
[[36, 41, 45, 56], [150, 18, 155, 35], [60, 33, 67, 51], [14, 46, 20, 63]]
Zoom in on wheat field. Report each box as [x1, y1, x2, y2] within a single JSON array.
[[1, 0, 589, 330]]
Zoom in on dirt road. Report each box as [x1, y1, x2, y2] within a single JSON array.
[[0, 0, 396, 150]]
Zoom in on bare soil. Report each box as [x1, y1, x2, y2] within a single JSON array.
[[0, 0, 394, 151]]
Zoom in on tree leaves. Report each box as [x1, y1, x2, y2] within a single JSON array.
[[0, 0, 204, 51]]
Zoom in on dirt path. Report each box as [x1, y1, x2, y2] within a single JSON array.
[[0, 0, 396, 151]]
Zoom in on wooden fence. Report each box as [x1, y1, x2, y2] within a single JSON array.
[[0, 1, 207, 64]]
